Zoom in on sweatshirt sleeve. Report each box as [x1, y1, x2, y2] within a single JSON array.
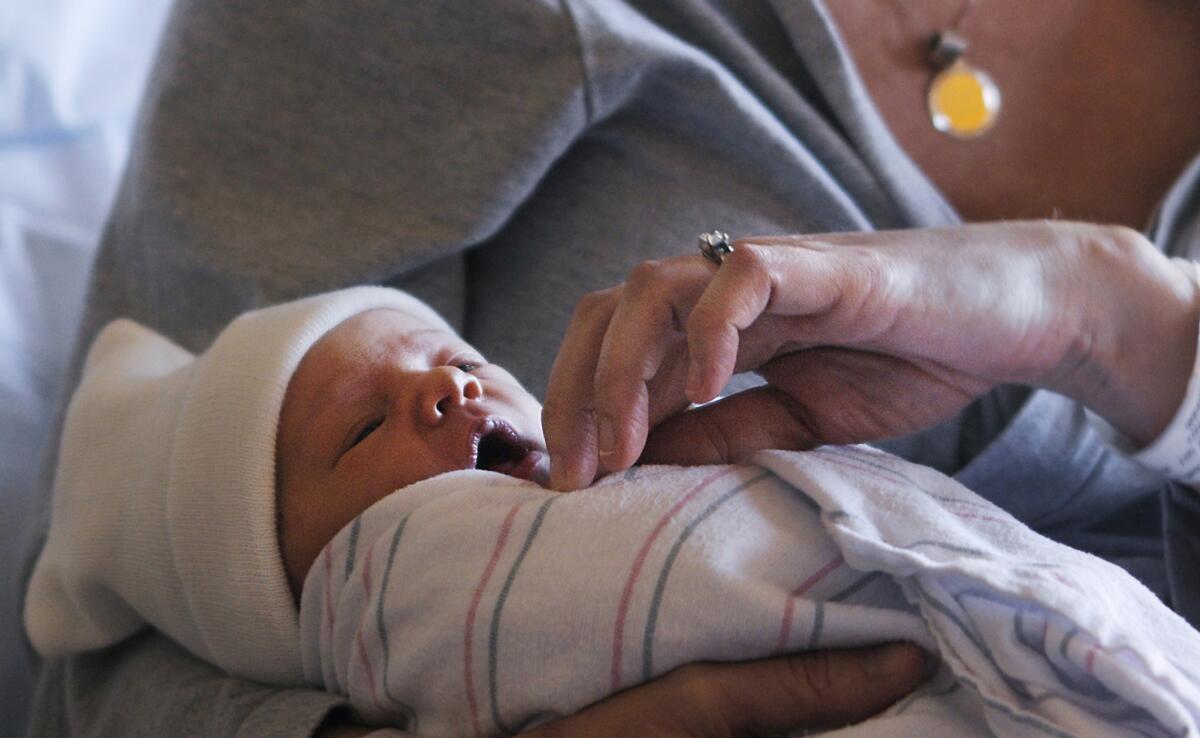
[[28, 631, 349, 738]]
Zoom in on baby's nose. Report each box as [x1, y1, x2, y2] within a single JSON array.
[[420, 366, 483, 424]]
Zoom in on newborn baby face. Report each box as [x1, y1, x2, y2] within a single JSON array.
[[276, 308, 547, 595]]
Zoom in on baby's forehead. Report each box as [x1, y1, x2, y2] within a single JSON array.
[[323, 307, 463, 352], [293, 308, 475, 396], [281, 308, 468, 435]]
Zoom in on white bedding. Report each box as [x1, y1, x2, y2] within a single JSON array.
[[0, 1, 171, 732]]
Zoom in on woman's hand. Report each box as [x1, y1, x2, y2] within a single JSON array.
[[522, 643, 927, 737], [318, 643, 928, 737], [544, 223, 1200, 490]]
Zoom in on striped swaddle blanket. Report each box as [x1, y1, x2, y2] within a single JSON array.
[[299, 445, 1200, 738]]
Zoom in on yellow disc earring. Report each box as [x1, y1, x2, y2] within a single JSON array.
[[925, 28, 1001, 138]]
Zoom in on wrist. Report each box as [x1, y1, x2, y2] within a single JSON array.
[[1050, 226, 1200, 445]]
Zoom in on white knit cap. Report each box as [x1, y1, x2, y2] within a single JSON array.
[[24, 286, 453, 684]]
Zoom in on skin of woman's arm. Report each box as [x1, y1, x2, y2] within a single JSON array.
[[313, 643, 929, 738]]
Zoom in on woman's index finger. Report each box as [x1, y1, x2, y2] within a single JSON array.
[[543, 288, 621, 490], [590, 258, 713, 471]]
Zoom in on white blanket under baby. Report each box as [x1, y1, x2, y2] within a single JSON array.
[[300, 446, 1200, 738]]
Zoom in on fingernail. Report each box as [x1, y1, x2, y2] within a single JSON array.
[[686, 364, 703, 399], [597, 415, 616, 457], [533, 456, 552, 489], [863, 643, 917, 680], [549, 458, 568, 490]]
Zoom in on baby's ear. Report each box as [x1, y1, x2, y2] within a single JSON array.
[[83, 319, 195, 382]]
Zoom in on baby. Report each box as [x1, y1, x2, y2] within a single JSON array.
[[274, 303, 550, 601], [25, 287, 1200, 738]]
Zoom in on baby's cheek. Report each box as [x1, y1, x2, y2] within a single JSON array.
[[276, 483, 312, 598]]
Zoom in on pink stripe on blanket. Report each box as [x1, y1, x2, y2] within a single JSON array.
[[464, 504, 521, 738], [353, 547, 381, 710], [356, 625, 381, 711], [776, 554, 843, 653], [610, 468, 736, 691]]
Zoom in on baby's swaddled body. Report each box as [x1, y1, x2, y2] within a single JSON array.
[[301, 446, 1200, 738]]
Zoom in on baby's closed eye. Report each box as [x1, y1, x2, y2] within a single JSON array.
[[347, 418, 383, 451]]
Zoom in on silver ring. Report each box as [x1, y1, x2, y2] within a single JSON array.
[[698, 230, 734, 265]]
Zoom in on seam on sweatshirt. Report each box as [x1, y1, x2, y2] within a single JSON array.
[[558, 0, 597, 126]]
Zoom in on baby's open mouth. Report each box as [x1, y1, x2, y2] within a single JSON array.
[[470, 420, 547, 484]]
